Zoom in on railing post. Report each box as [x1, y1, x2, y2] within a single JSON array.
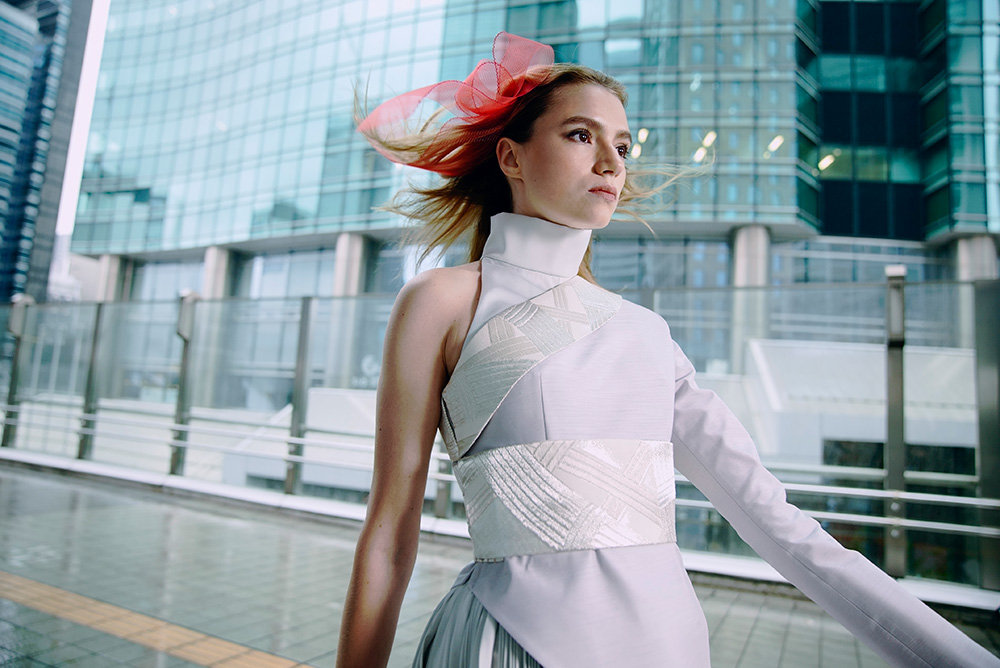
[[974, 279, 1000, 590], [433, 447, 452, 518], [170, 290, 199, 476], [285, 297, 314, 495], [78, 302, 105, 460], [2, 295, 34, 449], [884, 265, 907, 577]]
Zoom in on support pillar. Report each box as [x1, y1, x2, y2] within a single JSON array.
[[975, 279, 1000, 590], [95, 254, 123, 302], [201, 246, 231, 299], [194, 246, 230, 408], [285, 297, 315, 495], [324, 233, 369, 387], [954, 236, 999, 348], [729, 225, 770, 374]]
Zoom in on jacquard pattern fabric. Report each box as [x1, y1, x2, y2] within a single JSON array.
[[440, 276, 622, 460], [455, 439, 677, 560]]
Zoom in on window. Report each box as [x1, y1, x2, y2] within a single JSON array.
[[820, 2, 850, 53], [822, 91, 851, 143], [855, 93, 886, 145], [854, 3, 884, 55]]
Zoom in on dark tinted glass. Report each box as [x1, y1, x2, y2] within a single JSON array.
[[856, 93, 886, 144], [822, 91, 851, 143], [889, 93, 920, 147], [820, 2, 851, 52], [892, 184, 924, 240], [888, 3, 919, 57], [821, 180, 854, 235], [858, 182, 889, 237], [855, 4, 885, 55]]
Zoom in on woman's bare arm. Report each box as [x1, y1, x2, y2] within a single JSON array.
[[336, 266, 477, 668]]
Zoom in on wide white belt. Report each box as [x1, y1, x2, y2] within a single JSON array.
[[454, 439, 677, 561]]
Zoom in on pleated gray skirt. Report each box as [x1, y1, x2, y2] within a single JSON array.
[[412, 569, 542, 668]]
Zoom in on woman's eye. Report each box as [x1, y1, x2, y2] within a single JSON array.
[[569, 129, 591, 142], [617, 145, 630, 158]]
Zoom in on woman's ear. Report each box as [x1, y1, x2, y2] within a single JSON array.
[[496, 137, 523, 181]]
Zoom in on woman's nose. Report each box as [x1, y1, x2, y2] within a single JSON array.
[[594, 142, 622, 175]]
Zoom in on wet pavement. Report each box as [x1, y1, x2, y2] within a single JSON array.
[[0, 465, 996, 667]]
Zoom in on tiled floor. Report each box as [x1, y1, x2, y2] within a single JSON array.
[[0, 465, 996, 668]]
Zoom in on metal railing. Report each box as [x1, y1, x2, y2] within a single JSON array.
[[0, 277, 997, 591]]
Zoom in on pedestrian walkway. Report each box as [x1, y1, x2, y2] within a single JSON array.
[[0, 465, 996, 667]]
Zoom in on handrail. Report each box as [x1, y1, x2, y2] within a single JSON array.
[[18, 404, 994, 514]]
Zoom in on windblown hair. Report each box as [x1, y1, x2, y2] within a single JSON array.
[[361, 63, 685, 282]]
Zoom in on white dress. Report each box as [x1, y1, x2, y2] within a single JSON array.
[[412, 212, 999, 668]]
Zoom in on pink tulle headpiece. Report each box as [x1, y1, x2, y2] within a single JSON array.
[[357, 32, 555, 177]]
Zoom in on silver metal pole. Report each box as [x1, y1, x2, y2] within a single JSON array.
[[2, 295, 35, 449], [170, 290, 200, 476], [285, 297, 314, 495], [434, 446, 452, 518], [78, 302, 105, 460], [884, 265, 907, 577]]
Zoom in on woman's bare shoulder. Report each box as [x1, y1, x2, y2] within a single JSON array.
[[391, 263, 480, 372], [395, 262, 481, 313]]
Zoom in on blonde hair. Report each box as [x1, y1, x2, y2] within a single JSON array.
[[363, 63, 685, 282]]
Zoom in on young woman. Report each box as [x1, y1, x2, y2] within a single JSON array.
[[336, 33, 998, 668]]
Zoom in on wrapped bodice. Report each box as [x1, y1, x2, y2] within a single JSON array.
[[439, 277, 678, 561]]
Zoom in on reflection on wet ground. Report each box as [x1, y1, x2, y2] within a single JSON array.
[[0, 466, 996, 667]]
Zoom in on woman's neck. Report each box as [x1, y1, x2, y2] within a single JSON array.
[[482, 212, 592, 278]]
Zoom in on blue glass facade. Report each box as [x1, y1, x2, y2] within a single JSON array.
[[813, 0, 999, 243], [0, 2, 37, 300], [1, 0, 90, 302], [69, 0, 997, 301], [0, 4, 35, 232], [73, 0, 447, 256]]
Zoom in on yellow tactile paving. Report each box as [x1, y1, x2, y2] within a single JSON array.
[[214, 651, 300, 668], [170, 637, 249, 664], [127, 624, 206, 651], [0, 570, 315, 667], [91, 612, 168, 637]]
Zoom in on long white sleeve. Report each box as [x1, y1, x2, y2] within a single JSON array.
[[669, 342, 999, 668]]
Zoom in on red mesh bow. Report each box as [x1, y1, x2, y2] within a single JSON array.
[[358, 32, 555, 177]]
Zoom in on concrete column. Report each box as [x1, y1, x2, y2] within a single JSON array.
[[326, 233, 370, 387], [332, 232, 368, 297], [953, 235, 999, 281], [192, 247, 232, 410], [954, 236, 999, 348], [730, 225, 770, 374], [732, 224, 771, 287], [95, 254, 122, 302], [201, 246, 231, 299]]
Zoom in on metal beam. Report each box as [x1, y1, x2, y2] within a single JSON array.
[[884, 265, 906, 577]]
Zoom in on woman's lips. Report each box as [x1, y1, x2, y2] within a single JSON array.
[[589, 187, 618, 202]]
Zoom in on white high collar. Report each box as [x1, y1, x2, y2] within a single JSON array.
[[482, 213, 592, 278]]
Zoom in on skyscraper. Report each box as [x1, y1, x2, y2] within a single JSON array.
[[0, 2, 37, 298], [69, 0, 996, 305], [1, 0, 94, 302]]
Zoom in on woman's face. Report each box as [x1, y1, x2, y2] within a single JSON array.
[[499, 83, 631, 230]]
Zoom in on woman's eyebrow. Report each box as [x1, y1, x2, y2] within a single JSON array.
[[561, 115, 633, 144]]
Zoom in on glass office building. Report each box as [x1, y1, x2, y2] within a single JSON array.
[[1, 0, 92, 302], [69, 0, 998, 302], [0, 3, 36, 267]]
